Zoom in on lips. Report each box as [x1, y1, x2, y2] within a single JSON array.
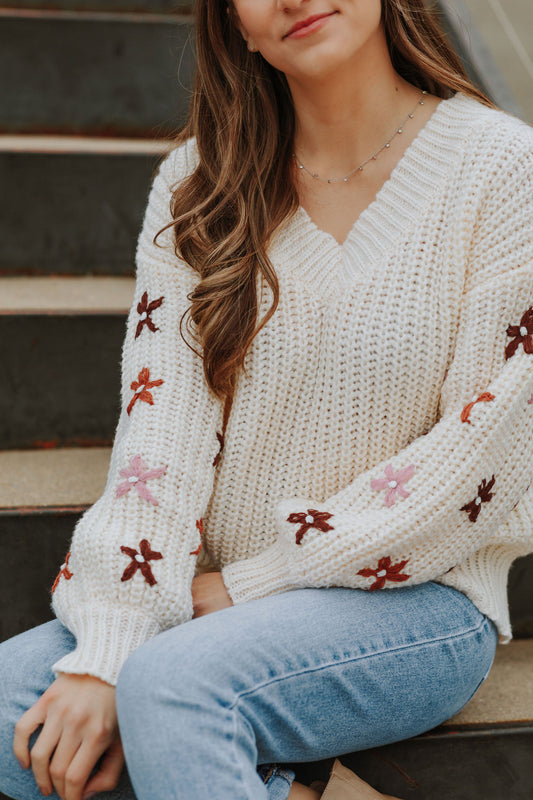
[[284, 11, 337, 39]]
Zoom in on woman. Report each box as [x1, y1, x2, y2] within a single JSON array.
[[0, 0, 532, 798]]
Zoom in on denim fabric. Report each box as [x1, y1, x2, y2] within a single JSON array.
[[0, 582, 498, 800]]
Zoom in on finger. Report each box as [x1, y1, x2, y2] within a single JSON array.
[[28, 715, 64, 797], [13, 702, 46, 769], [62, 734, 112, 800], [48, 729, 83, 800], [81, 741, 125, 798]]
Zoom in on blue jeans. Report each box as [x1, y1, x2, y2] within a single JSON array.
[[0, 583, 498, 800]]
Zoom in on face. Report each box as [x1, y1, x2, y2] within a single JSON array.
[[229, 0, 384, 81]]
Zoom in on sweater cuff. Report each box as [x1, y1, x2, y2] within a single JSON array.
[[221, 539, 302, 605], [52, 605, 162, 686]]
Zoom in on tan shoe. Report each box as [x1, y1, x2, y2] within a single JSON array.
[[321, 758, 398, 800]]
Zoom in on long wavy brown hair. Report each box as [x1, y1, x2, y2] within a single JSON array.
[[154, 0, 495, 409]]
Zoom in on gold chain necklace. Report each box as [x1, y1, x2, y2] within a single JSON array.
[[293, 90, 428, 184]]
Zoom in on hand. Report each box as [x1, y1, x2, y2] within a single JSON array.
[[191, 571, 233, 618], [13, 673, 124, 800]]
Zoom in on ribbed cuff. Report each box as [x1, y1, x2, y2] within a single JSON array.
[[52, 605, 162, 686], [221, 539, 301, 605]]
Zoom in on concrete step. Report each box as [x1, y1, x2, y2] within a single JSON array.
[[0, 8, 194, 136], [1, 446, 532, 643], [0, 276, 134, 447], [0, 138, 165, 275], [294, 642, 533, 799]]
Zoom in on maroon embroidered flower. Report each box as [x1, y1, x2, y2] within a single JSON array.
[[370, 463, 416, 507], [127, 367, 164, 416], [505, 307, 533, 360], [460, 475, 496, 522], [213, 432, 225, 467], [287, 509, 334, 545], [190, 519, 204, 556], [135, 291, 164, 339], [461, 392, 495, 424], [357, 556, 411, 591], [528, 393, 533, 405], [52, 552, 73, 594], [116, 454, 167, 505], [120, 539, 163, 586]]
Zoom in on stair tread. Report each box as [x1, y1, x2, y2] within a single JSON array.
[[0, 134, 170, 154], [443, 638, 533, 729], [0, 276, 134, 313], [0, 447, 110, 510]]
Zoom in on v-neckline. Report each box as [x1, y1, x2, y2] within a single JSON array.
[[296, 92, 453, 251], [269, 91, 474, 294]]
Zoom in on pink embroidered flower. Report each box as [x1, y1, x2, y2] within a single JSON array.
[[528, 393, 533, 405], [460, 392, 495, 424], [190, 518, 204, 556], [460, 475, 496, 522], [51, 552, 73, 594], [127, 367, 164, 416], [357, 556, 411, 591], [370, 463, 415, 507], [120, 539, 163, 586], [505, 306, 533, 360], [116, 454, 167, 505], [287, 509, 334, 545], [135, 291, 164, 339]]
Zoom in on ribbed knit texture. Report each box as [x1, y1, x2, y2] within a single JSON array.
[[52, 91, 533, 685]]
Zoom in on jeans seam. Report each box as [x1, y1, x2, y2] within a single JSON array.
[[228, 614, 492, 709]]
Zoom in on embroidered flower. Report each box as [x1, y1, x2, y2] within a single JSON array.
[[357, 556, 411, 591], [127, 367, 164, 416], [528, 393, 533, 405], [135, 291, 164, 339], [511, 482, 531, 511], [286, 509, 334, 545], [213, 432, 225, 467], [116, 454, 167, 505], [190, 518, 204, 556], [51, 552, 73, 594], [120, 539, 163, 586], [460, 475, 496, 522], [505, 306, 533, 360], [370, 463, 416, 507], [460, 392, 496, 424]]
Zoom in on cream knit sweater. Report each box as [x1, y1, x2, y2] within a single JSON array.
[[52, 91, 533, 686]]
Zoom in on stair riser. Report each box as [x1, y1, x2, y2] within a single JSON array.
[[508, 553, 533, 638], [293, 733, 533, 799], [0, 1, 191, 9], [0, 151, 160, 275], [0, 15, 194, 136], [0, 500, 532, 640], [0, 511, 77, 644], [1, 314, 123, 448]]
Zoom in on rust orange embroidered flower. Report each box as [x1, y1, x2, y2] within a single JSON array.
[[135, 291, 164, 339], [127, 367, 164, 416], [51, 552, 73, 594], [460, 392, 496, 424], [120, 539, 163, 586], [213, 432, 225, 467], [460, 475, 496, 522], [505, 306, 533, 360], [190, 518, 204, 556], [357, 556, 410, 591], [287, 509, 334, 545]]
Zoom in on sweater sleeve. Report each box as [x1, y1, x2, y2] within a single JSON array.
[[221, 131, 533, 605], [51, 140, 223, 685]]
